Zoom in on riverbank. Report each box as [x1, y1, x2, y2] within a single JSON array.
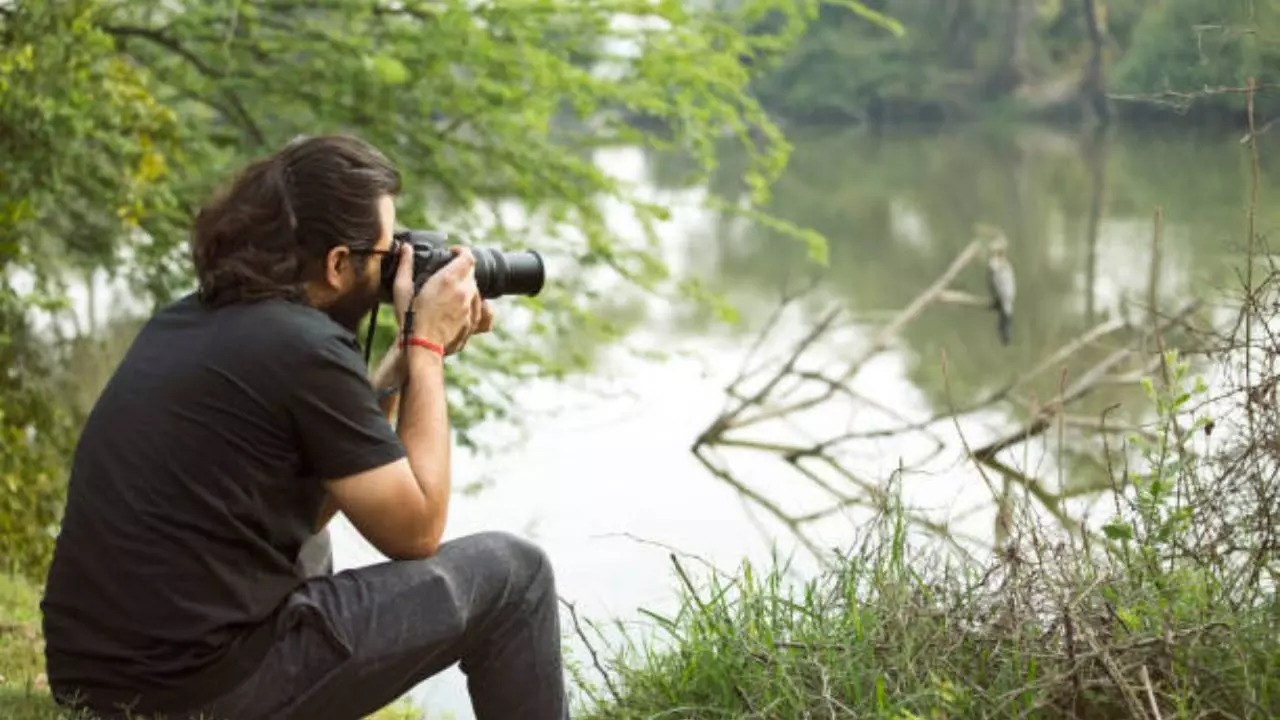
[[8, 512, 1277, 720], [573, 508, 1280, 719], [0, 574, 423, 720]]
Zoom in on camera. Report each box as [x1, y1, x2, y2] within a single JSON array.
[[379, 230, 545, 301]]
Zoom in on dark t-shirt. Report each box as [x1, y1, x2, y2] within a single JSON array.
[[40, 293, 405, 713]]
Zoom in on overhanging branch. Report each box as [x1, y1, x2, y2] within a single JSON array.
[[104, 24, 266, 147]]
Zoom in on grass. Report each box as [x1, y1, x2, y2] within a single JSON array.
[[0, 573, 424, 720], [0, 573, 59, 720], [570, 355, 1280, 719], [571, 513, 1279, 719]]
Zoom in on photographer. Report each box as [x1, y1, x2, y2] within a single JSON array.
[[40, 135, 569, 720]]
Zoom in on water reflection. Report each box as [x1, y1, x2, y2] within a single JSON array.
[[652, 124, 1262, 420], [41, 124, 1263, 719]]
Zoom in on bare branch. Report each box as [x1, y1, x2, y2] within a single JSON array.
[[727, 240, 984, 431], [558, 596, 621, 705]]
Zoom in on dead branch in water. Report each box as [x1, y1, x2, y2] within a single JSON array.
[[692, 225, 1208, 564], [718, 240, 986, 434], [971, 301, 1199, 465]]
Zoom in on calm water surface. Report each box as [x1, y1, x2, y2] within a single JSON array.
[[52, 125, 1273, 718]]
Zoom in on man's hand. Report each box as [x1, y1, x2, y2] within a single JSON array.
[[391, 242, 496, 355], [327, 248, 498, 562], [447, 289, 495, 354]]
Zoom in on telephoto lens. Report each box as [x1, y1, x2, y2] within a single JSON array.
[[379, 230, 545, 301], [472, 247, 545, 298]]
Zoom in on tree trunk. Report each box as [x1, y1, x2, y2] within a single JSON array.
[[1082, 125, 1107, 323], [991, 0, 1034, 96], [1080, 0, 1110, 126], [947, 0, 977, 68]]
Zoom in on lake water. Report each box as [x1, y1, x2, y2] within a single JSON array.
[[41, 123, 1274, 718]]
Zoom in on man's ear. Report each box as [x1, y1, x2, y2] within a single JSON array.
[[323, 245, 351, 289]]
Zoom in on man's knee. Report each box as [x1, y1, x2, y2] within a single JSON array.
[[449, 531, 555, 600]]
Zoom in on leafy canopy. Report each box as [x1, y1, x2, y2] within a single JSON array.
[[0, 0, 883, 578], [85, 0, 851, 428]]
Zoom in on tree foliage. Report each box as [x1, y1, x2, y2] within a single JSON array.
[[751, 0, 1280, 124], [1111, 0, 1280, 119], [0, 0, 857, 579], [90, 0, 846, 426], [0, 0, 182, 579]]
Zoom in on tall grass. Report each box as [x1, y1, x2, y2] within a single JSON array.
[[574, 352, 1280, 719]]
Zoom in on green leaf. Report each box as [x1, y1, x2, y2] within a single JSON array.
[[827, 0, 907, 38], [368, 54, 411, 85], [1103, 521, 1133, 541]]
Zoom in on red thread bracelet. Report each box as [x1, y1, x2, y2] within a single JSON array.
[[401, 337, 445, 357]]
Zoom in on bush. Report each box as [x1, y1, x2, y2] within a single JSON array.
[[1112, 0, 1280, 120], [0, 293, 80, 583], [574, 352, 1280, 719]]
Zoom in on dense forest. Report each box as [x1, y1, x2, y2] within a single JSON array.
[[748, 0, 1280, 125]]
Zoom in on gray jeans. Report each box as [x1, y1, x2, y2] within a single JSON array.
[[196, 530, 570, 720]]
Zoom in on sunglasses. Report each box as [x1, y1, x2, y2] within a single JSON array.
[[345, 230, 414, 259]]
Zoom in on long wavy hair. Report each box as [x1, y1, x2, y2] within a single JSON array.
[[191, 134, 402, 307]]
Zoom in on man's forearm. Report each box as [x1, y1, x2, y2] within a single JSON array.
[[312, 342, 433, 533], [396, 348, 452, 550], [372, 345, 405, 421]]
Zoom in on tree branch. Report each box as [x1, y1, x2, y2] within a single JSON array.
[[725, 240, 984, 431], [103, 24, 267, 147]]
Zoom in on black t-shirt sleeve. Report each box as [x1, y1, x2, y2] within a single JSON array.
[[287, 331, 406, 482]]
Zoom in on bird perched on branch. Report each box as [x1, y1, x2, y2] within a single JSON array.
[[976, 224, 1016, 346]]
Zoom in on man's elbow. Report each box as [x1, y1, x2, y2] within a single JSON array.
[[383, 532, 442, 561], [354, 506, 446, 561]]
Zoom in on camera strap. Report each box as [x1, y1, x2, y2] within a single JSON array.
[[365, 302, 419, 436], [363, 300, 403, 404], [362, 301, 380, 368], [364, 277, 430, 427]]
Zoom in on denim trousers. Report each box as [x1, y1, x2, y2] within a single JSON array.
[[190, 530, 570, 720]]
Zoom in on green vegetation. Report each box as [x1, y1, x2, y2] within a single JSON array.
[[752, 0, 1280, 125], [573, 353, 1280, 718], [0, 573, 58, 719], [0, 0, 181, 584]]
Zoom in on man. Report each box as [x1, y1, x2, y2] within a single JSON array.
[[40, 135, 569, 720]]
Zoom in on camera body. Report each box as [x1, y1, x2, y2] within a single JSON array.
[[379, 230, 545, 302]]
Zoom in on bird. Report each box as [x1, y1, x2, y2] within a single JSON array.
[[981, 226, 1016, 346]]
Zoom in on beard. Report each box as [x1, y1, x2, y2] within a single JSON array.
[[325, 266, 382, 333]]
